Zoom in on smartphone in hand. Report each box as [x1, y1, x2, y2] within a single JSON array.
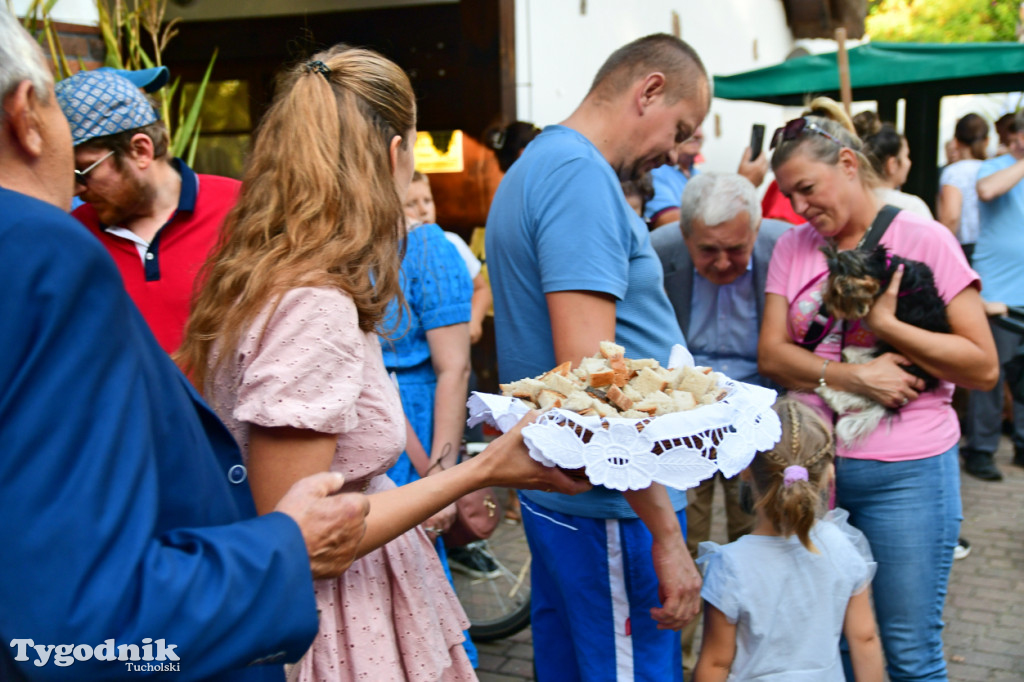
[[749, 124, 765, 161]]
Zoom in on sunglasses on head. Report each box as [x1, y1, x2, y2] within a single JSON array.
[[770, 118, 845, 150]]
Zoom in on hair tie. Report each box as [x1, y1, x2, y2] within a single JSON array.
[[305, 60, 331, 79], [783, 465, 808, 487]]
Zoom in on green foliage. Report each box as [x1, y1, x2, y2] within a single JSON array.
[[866, 0, 1020, 43], [13, 0, 74, 78], [15, 0, 216, 158], [171, 48, 217, 161]]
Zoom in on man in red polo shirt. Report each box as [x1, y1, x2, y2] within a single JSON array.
[[56, 69, 239, 354]]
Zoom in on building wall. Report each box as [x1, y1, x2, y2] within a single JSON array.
[[515, 0, 800, 175], [165, 0, 453, 21], [10, 0, 97, 25]]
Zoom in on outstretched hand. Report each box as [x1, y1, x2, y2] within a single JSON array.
[[478, 411, 592, 495]]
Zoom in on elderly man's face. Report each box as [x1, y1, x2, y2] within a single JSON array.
[[683, 211, 757, 285]]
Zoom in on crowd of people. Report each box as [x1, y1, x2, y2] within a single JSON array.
[[1, 4, 1019, 680]]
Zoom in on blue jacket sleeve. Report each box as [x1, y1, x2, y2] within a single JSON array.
[[0, 198, 318, 681]]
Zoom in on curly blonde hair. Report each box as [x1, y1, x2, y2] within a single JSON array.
[[748, 399, 835, 552], [177, 45, 415, 388]]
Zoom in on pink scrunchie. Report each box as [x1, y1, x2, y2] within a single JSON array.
[[783, 465, 809, 487]]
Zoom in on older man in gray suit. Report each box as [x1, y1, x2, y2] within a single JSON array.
[[650, 171, 789, 674], [652, 171, 789, 385]]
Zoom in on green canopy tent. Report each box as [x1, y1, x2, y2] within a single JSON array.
[[714, 42, 1024, 206]]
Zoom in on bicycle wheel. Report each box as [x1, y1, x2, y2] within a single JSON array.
[[448, 490, 532, 642]]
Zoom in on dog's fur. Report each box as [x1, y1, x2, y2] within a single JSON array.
[[815, 244, 951, 447]]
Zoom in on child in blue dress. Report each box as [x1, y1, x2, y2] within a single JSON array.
[[695, 399, 884, 681]]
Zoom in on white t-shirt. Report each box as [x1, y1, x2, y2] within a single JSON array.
[[939, 159, 983, 245], [875, 187, 933, 219], [697, 509, 875, 681], [444, 231, 481, 279]]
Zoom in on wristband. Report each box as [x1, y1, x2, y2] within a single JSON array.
[[818, 359, 831, 388]]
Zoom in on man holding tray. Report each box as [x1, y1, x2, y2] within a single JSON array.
[[486, 34, 710, 681]]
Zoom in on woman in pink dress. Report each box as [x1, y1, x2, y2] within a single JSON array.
[[177, 45, 588, 681]]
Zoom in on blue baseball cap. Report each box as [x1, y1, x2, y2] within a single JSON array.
[[55, 69, 164, 147], [97, 66, 170, 93]]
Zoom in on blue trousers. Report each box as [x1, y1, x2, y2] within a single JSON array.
[[520, 496, 685, 682], [836, 445, 961, 681]]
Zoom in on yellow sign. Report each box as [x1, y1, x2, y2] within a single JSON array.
[[413, 130, 464, 173]]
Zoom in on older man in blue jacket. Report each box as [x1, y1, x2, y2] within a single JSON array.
[[0, 9, 367, 680]]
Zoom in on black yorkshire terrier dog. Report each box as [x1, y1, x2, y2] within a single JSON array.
[[816, 244, 951, 446]]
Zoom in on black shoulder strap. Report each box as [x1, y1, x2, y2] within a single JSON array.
[[797, 205, 901, 352], [859, 204, 900, 252]]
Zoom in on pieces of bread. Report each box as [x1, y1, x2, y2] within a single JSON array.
[[500, 377, 546, 401], [672, 391, 697, 412], [631, 367, 668, 396], [675, 366, 715, 397], [537, 389, 564, 410], [606, 385, 633, 412], [608, 356, 629, 387], [563, 390, 596, 413], [545, 361, 573, 377], [498, 340, 726, 418], [599, 340, 625, 359], [543, 371, 582, 397], [627, 357, 660, 372]]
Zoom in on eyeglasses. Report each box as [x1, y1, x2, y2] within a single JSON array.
[[770, 118, 845, 150], [74, 150, 115, 186]]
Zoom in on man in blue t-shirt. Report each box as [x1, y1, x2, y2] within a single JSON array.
[[964, 109, 1024, 479], [486, 34, 710, 681]]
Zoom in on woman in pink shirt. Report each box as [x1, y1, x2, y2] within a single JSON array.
[[757, 98, 997, 682]]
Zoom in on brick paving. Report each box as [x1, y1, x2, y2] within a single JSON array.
[[475, 436, 1024, 681]]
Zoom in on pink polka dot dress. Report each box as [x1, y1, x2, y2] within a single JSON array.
[[208, 286, 476, 681]]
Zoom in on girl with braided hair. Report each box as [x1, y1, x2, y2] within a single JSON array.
[[694, 400, 884, 682]]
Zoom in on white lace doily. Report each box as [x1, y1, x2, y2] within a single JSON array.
[[468, 366, 781, 492]]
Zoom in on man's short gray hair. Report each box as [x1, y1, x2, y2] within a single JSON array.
[[679, 172, 761, 237], [0, 8, 52, 109]]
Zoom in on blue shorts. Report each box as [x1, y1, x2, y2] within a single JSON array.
[[520, 496, 685, 682]]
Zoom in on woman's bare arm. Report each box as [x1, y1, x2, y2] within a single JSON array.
[[758, 293, 926, 409], [468, 274, 492, 344], [936, 184, 963, 235], [425, 322, 471, 469], [248, 415, 591, 560]]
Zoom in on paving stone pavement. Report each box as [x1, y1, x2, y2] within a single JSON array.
[[475, 436, 1024, 681]]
